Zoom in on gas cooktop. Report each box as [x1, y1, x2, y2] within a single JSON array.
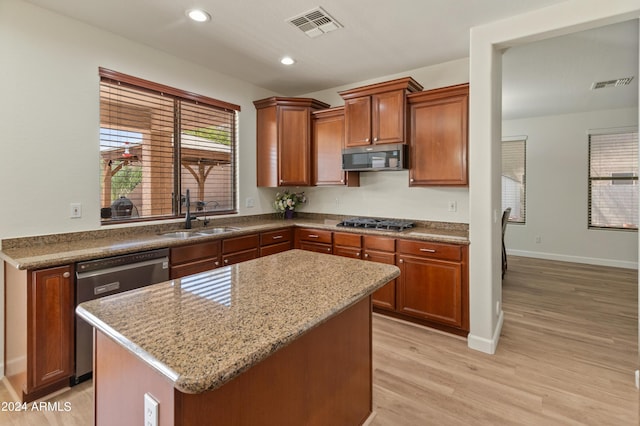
[[337, 217, 415, 232]]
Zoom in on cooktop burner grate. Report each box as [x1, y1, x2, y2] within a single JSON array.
[[337, 217, 415, 232]]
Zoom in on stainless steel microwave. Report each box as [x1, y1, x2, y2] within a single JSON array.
[[342, 143, 408, 171]]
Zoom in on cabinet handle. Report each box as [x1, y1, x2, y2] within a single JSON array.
[[308, 234, 319, 238], [356, 252, 360, 257], [420, 248, 436, 253], [326, 248, 331, 252], [364, 253, 369, 258], [365, 138, 369, 142], [340, 179, 344, 183], [272, 235, 283, 240], [410, 178, 414, 182], [373, 137, 378, 142], [215, 261, 219, 266], [399, 259, 404, 263], [224, 259, 229, 264], [63, 272, 70, 278]]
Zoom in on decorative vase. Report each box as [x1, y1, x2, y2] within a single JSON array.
[[284, 209, 294, 219]]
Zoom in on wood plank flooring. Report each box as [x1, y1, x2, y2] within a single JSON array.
[[1, 256, 637, 425]]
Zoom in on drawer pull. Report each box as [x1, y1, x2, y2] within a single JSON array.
[[224, 259, 229, 264], [326, 248, 331, 252], [214, 261, 219, 266], [63, 272, 70, 278], [308, 234, 319, 238], [399, 259, 404, 263], [364, 253, 369, 258], [420, 248, 436, 253], [272, 235, 284, 240], [356, 252, 360, 257]]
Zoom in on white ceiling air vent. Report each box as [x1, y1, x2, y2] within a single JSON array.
[[591, 76, 634, 90], [287, 7, 342, 38]]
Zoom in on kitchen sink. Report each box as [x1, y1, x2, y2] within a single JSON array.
[[160, 231, 200, 239], [197, 227, 240, 235]]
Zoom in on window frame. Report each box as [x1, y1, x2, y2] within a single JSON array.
[[99, 68, 240, 225], [587, 129, 638, 231], [501, 136, 527, 224]]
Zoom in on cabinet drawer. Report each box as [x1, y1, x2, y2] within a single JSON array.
[[299, 241, 332, 254], [334, 246, 361, 259], [222, 234, 259, 254], [297, 228, 332, 244], [363, 235, 395, 252], [260, 228, 292, 246], [171, 258, 220, 279], [396, 239, 462, 261], [260, 241, 292, 257], [222, 248, 259, 266], [171, 241, 221, 265], [333, 232, 361, 248]]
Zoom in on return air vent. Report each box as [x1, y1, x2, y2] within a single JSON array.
[[591, 76, 634, 90], [287, 7, 342, 38]]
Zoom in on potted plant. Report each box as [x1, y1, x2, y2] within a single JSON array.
[[274, 190, 307, 219]]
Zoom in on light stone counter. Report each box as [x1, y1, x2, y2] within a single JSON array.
[[0, 214, 468, 270], [76, 249, 400, 394]]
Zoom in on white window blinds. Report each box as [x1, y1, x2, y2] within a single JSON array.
[[502, 138, 526, 223]]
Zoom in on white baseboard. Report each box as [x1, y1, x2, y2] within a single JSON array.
[[507, 249, 638, 270], [467, 310, 504, 354]]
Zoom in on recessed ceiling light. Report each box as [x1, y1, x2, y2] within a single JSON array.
[[186, 9, 211, 22], [280, 56, 295, 65]]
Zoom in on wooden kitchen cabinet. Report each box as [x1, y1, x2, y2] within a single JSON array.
[[396, 239, 468, 332], [5, 264, 74, 402], [170, 240, 221, 279], [333, 232, 362, 259], [222, 233, 260, 266], [260, 228, 293, 257], [339, 77, 422, 147], [363, 235, 397, 311], [255, 97, 330, 187], [295, 228, 332, 254], [312, 107, 359, 187], [408, 83, 469, 186]]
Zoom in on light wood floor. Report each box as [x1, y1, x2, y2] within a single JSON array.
[[1, 256, 638, 425]]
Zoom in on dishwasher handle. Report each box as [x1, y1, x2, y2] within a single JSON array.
[[76, 257, 169, 280]]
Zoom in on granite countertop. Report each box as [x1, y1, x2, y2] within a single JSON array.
[[0, 214, 469, 270], [76, 249, 400, 394]]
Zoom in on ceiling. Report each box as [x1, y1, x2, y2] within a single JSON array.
[[23, 0, 638, 119]]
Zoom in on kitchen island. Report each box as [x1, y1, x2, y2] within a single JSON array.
[[76, 249, 400, 425]]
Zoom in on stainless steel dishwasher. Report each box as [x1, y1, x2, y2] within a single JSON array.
[[74, 248, 169, 384]]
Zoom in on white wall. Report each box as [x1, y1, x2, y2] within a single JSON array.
[[468, 0, 640, 354], [503, 107, 639, 269], [0, 0, 279, 376], [297, 58, 471, 223]]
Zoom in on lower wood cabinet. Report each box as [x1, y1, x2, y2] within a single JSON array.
[[296, 228, 333, 254], [396, 239, 468, 332], [363, 236, 396, 311], [222, 234, 259, 266], [4, 264, 74, 402], [333, 232, 361, 259], [260, 228, 293, 256], [170, 240, 221, 279]]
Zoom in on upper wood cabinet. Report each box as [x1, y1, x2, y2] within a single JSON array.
[[339, 77, 423, 147], [255, 97, 330, 187], [407, 83, 469, 186], [312, 107, 359, 187]]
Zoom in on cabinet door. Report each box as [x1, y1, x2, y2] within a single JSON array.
[[299, 241, 332, 254], [334, 246, 361, 259], [28, 265, 74, 390], [397, 255, 462, 328], [279, 106, 311, 186], [372, 90, 404, 145], [222, 248, 259, 266], [313, 109, 358, 186], [344, 97, 372, 147], [409, 86, 468, 186], [364, 250, 396, 311], [171, 258, 220, 279]]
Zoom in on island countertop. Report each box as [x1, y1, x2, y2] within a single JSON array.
[[76, 249, 399, 394]]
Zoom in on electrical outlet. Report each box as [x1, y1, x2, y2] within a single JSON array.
[[535, 236, 542, 244], [448, 200, 457, 212], [245, 197, 255, 208], [70, 203, 82, 218], [144, 393, 158, 426]]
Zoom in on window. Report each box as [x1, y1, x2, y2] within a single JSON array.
[[502, 137, 526, 223], [99, 68, 240, 223], [588, 130, 638, 230]]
